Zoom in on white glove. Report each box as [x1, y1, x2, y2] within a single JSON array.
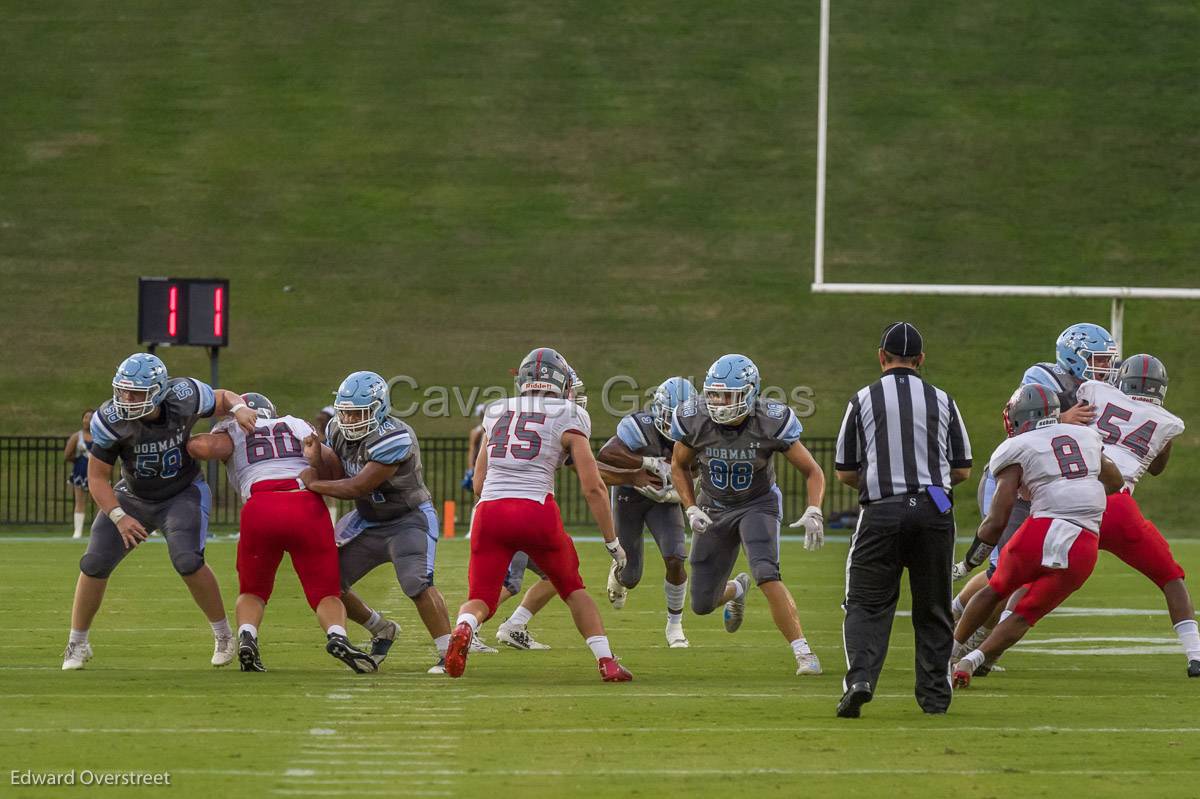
[[789, 505, 824, 551], [951, 561, 970, 582], [634, 483, 682, 504], [685, 505, 711, 534], [641, 456, 674, 486], [605, 539, 627, 570]]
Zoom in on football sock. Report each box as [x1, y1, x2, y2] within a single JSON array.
[[237, 624, 258, 639], [951, 595, 965, 617], [72, 512, 85, 537], [69, 629, 89, 646], [364, 611, 391, 636], [456, 612, 480, 633], [1173, 619, 1200, 659], [960, 648, 986, 672], [508, 606, 534, 627], [951, 639, 967, 660], [211, 619, 232, 639], [665, 580, 686, 618], [790, 638, 812, 657], [326, 625, 348, 638], [667, 611, 683, 625], [434, 634, 450, 656], [730, 579, 745, 601], [585, 635, 613, 661]]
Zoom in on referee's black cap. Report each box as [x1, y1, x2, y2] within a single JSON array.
[[880, 321, 924, 357]]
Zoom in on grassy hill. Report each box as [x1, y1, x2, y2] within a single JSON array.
[[1, 1, 1198, 527]]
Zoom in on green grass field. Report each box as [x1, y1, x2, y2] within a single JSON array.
[[2, 1, 1199, 528], [3, 534, 1199, 798]]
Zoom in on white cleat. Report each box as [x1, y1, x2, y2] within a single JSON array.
[[497, 621, 551, 650], [606, 561, 628, 609], [428, 657, 447, 674], [62, 641, 93, 670], [469, 634, 498, 654], [795, 652, 822, 676], [665, 621, 689, 649], [211, 635, 235, 667]]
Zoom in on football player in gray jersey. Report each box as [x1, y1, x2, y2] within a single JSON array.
[[670, 354, 827, 676], [301, 371, 454, 673], [61, 353, 259, 671], [597, 376, 696, 648]]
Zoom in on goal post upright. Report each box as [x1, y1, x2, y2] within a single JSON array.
[[808, 1, 1200, 356]]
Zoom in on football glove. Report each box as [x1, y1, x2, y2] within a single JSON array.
[[641, 456, 674, 487], [685, 505, 712, 534], [789, 505, 824, 551]]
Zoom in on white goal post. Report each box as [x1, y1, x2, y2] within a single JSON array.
[[810, 0, 1200, 353]]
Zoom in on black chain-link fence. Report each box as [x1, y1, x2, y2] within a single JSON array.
[[0, 435, 859, 532]]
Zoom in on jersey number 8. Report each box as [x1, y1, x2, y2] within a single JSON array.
[[709, 458, 753, 491], [1050, 435, 1088, 480]]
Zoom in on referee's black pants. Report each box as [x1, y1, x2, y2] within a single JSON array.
[[842, 493, 955, 713]]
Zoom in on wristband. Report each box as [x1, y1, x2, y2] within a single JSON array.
[[963, 535, 995, 569], [604, 540, 620, 553], [108, 507, 127, 525], [230, 403, 249, 414]]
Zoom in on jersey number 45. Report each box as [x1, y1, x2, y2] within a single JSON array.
[[489, 412, 545, 460]]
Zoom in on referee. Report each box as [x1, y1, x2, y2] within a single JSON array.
[[834, 322, 972, 718]]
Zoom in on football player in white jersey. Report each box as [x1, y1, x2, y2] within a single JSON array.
[[1076, 355, 1198, 676], [187, 393, 376, 672], [445, 348, 633, 681], [951, 384, 1124, 687]]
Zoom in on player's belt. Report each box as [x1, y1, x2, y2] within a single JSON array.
[[250, 478, 308, 495]]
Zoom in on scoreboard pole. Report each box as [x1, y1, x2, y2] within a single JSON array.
[[208, 346, 220, 491]]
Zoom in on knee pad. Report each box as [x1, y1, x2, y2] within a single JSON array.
[[79, 553, 115, 579], [171, 550, 206, 576]]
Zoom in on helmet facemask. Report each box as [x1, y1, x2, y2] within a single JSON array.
[[336, 401, 381, 441], [112, 381, 162, 420], [704, 386, 751, 425], [1082, 349, 1119, 383]]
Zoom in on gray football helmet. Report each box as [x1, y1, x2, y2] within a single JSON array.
[[1116, 354, 1168, 405], [1003, 384, 1060, 437], [516, 347, 572, 397]]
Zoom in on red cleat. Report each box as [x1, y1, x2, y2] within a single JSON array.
[[952, 666, 972, 690], [444, 622, 473, 678], [598, 656, 633, 682]]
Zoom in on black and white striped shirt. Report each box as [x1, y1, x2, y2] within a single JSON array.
[[834, 368, 972, 504]]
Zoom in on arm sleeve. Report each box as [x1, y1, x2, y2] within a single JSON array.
[[366, 429, 413, 465], [833, 399, 860, 471], [88, 413, 122, 465], [616, 415, 650, 453], [988, 439, 1019, 477], [947, 398, 973, 468], [772, 408, 803, 448], [191, 379, 217, 418], [563, 405, 592, 439], [668, 407, 690, 445]]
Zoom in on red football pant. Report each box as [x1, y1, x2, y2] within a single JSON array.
[[468, 495, 585, 615], [989, 516, 1099, 625], [1099, 491, 1185, 588], [238, 480, 341, 609]]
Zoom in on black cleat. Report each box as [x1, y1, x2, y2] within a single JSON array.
[[238, 631, 265, 672], [326, 633, 378, 673], [836, 681, 873, 718], [1188, 659, 1200, 678]]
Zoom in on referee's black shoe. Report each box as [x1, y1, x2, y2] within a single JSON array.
[[1188, 659, 1200, 678], [836, 682, 873, 718]]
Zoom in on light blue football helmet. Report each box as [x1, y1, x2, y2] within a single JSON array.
[[333, 370, 391, 441], [650, 376, 697, 438], [703, 354, 759, 425], [1056, 323, 1119, 382], [111, 353, 170, 420]]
